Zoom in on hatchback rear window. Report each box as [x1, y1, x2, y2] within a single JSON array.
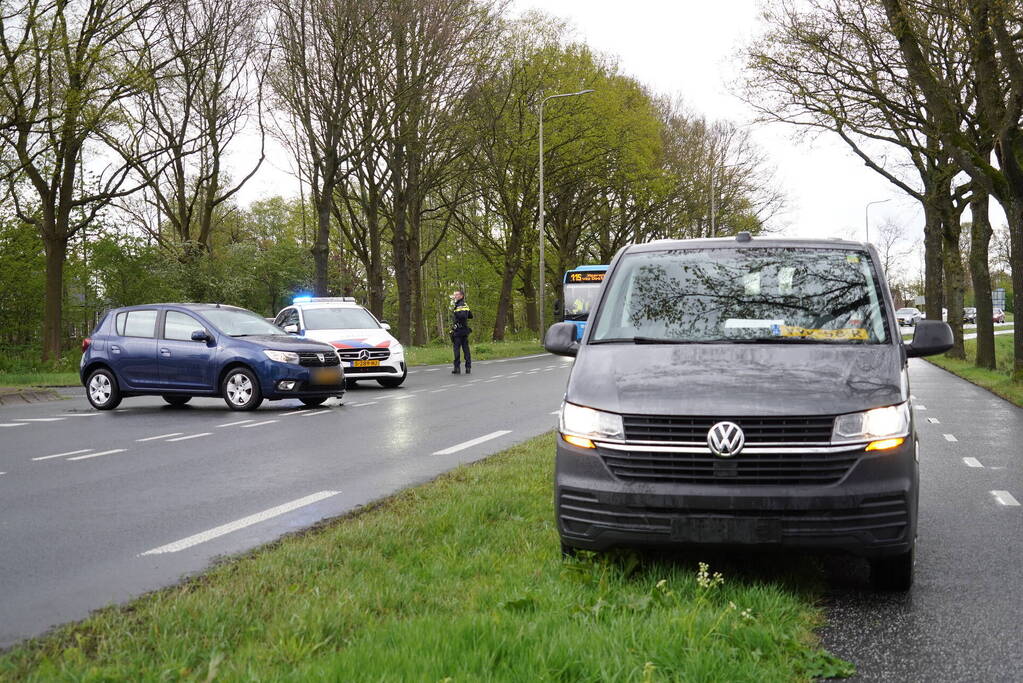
[[591, 248, 890, 344]]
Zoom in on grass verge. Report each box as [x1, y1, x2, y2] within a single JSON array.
[[0, 340, 545, 389], [0, 431, 851, 681], [927, 333, 1023, 408]]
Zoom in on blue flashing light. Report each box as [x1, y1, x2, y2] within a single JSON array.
[[293, 294, 313, 303]]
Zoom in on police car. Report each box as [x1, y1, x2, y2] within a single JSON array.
[[273, 297, 406, 388]]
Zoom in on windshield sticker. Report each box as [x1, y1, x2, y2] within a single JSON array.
[[777, 326, 869, 340], [846, 254, 861, 263], [724, 319, 785, 329]]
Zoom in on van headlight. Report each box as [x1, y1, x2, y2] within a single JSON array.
[[263, 349, 301, 364], [560, 402, 624, 448], [832, 402, 910, 451]]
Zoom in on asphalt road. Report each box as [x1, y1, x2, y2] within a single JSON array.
[[0, 353, 572, 648], [821, 357, 1023, 681]]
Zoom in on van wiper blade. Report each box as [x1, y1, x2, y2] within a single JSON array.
[[632, 337, 725, 344]]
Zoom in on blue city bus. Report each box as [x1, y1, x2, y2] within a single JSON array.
[[562, 264, 608, 338]]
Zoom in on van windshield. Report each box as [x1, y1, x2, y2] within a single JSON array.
[[590, 247, 890, 344]]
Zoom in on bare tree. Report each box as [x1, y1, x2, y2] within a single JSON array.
[[114, 0, 267, 256], [268, 0, 379, 295]]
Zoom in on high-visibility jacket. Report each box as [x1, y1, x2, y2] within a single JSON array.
[[451, 301, 473, 336]]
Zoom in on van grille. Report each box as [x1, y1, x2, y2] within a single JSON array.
[[622, 414, 835, 445], [598, 447, 859, 486]]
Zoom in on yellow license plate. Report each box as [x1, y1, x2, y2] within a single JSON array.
[[353, 360, 380, 367], [312, 368, 342, 384]]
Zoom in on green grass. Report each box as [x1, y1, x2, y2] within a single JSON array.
[[0, 432, 852, 681], [403, 338, 543, 367], [927, 333, 1023, 408], [0, 340, 545, 389]]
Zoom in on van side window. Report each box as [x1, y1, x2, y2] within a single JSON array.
[[122, 310, 158, 338]]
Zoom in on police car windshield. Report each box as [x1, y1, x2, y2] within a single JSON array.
[[590, 247, 890, 344], [202, 309, 284, 337], [303, 307, 379, 330]]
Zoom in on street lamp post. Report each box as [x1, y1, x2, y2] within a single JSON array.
[[864, 198, 891, 243], [538, 89, 594, 335]]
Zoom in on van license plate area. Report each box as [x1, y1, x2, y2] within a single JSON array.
[[671, 517, 781, 544]]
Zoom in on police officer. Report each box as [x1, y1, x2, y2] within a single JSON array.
[[450, 290, 473, 374]]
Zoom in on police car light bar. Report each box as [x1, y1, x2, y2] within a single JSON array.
[[293, 296, 357, 304]]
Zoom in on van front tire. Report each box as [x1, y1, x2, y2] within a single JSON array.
[[870, 548, 914, 591]]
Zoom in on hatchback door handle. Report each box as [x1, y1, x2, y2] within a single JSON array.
[[160, 348, 171, 357], [111, 345, 121, 354]]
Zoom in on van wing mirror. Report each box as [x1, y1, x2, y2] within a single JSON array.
[[544, 322, 579, 357], [904, 320, 953, 358]]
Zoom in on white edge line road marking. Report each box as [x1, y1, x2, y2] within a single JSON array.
[[429, 389, 447, 394], [550, 410, 560, 415], [914, 405, 927, 410], [440, 384, 456, 388], [991, 490, 1020, 507], [62, 413, 101, 417], [927, 417, 940, 424], [433, 430, 512, 456], [0, 423, 28, 428], [33, 449, 93, 461], [14, 417, 66, 422], [963, 457, 984, 468], [139, 490, 341, 555], [943, 434, 958, 442], [136, 432, 184, 442], [301, 409, 332, 417], [217, 419, 254, 428], [348, 401, 378, 407], [166, 432, 212, 442], [240, 420, 278, 428], [68, 448, 127, 461], [280, 410, 307, 416]]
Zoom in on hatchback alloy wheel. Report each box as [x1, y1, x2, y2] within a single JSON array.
[[86, 368, 121, 410], [222, 367, 263, 411]]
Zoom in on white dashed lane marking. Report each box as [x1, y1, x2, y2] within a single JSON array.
[[136, 433, 184, 442], [33, 449, 92, 461], [139, 490, 341, 556], [280, 410, 307, 417], [348, 402, 377, 407], [433, 430, 512, 456], [217, 419, 254, 428], [927, 417, 940, 424], [943, 434, 958, 442], [963, 457, 984, 468], [67, 449, 127, 461], [0, 423, 28, 428], [240, 420, 278, 429], [300, 410, 331, 417], [914, 404, 927, 410], [14, 417, 65, 422], [991, 491, 1020, 507], [166, 432, 212, 442]]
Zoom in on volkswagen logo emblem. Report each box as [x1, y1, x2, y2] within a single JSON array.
[[707, 421, 745, 458], [316, 353, 325, 363], [358, 349, 370, 361]]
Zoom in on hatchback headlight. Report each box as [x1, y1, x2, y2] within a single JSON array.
[[832, 402, 910, 450], [560, 402, 624, 448], [263, 349, 301, 364]]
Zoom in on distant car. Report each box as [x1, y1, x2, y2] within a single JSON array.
[[963, 307, 977, 324], [274, 297, 406, 388], [993, 308, 1006, 324], [80, 303, 345, 411], [895, 307, 923, 327]]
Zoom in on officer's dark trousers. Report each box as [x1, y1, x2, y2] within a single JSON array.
[[452, 334, 471, 370]]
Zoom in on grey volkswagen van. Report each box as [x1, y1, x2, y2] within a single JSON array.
[[544, 234, 953, 590]]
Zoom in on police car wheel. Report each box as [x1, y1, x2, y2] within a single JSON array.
[[376, 373, 405, 388], [345, 378, 358, 389]]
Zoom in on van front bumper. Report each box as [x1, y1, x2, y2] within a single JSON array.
[[555, 435, 918, 559]]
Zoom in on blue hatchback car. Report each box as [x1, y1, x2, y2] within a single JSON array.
[[80, 303, 346, 411]]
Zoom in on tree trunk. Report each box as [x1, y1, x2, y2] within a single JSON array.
[[969, 190, 996, 369], [313, 193, 332, 295], [940, 192, 965, 359], [367, 201, 384, 318], [42, 232, 68, 361], [492, 230, 523, 341], [519, 271, 539, 334], [1006, 197, 1023, 381], [922, 196, 945, 320]]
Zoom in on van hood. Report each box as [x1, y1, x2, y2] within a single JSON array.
[[566, 343, 907, 417]]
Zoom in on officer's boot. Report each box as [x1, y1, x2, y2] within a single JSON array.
[[452, 366, 460, 374], [465, 365, 471, 374]]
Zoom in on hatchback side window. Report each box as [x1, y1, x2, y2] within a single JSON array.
[[164, 311, 204, 341], [116, 312, 127, 335], [122, 310, 158, 338]]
